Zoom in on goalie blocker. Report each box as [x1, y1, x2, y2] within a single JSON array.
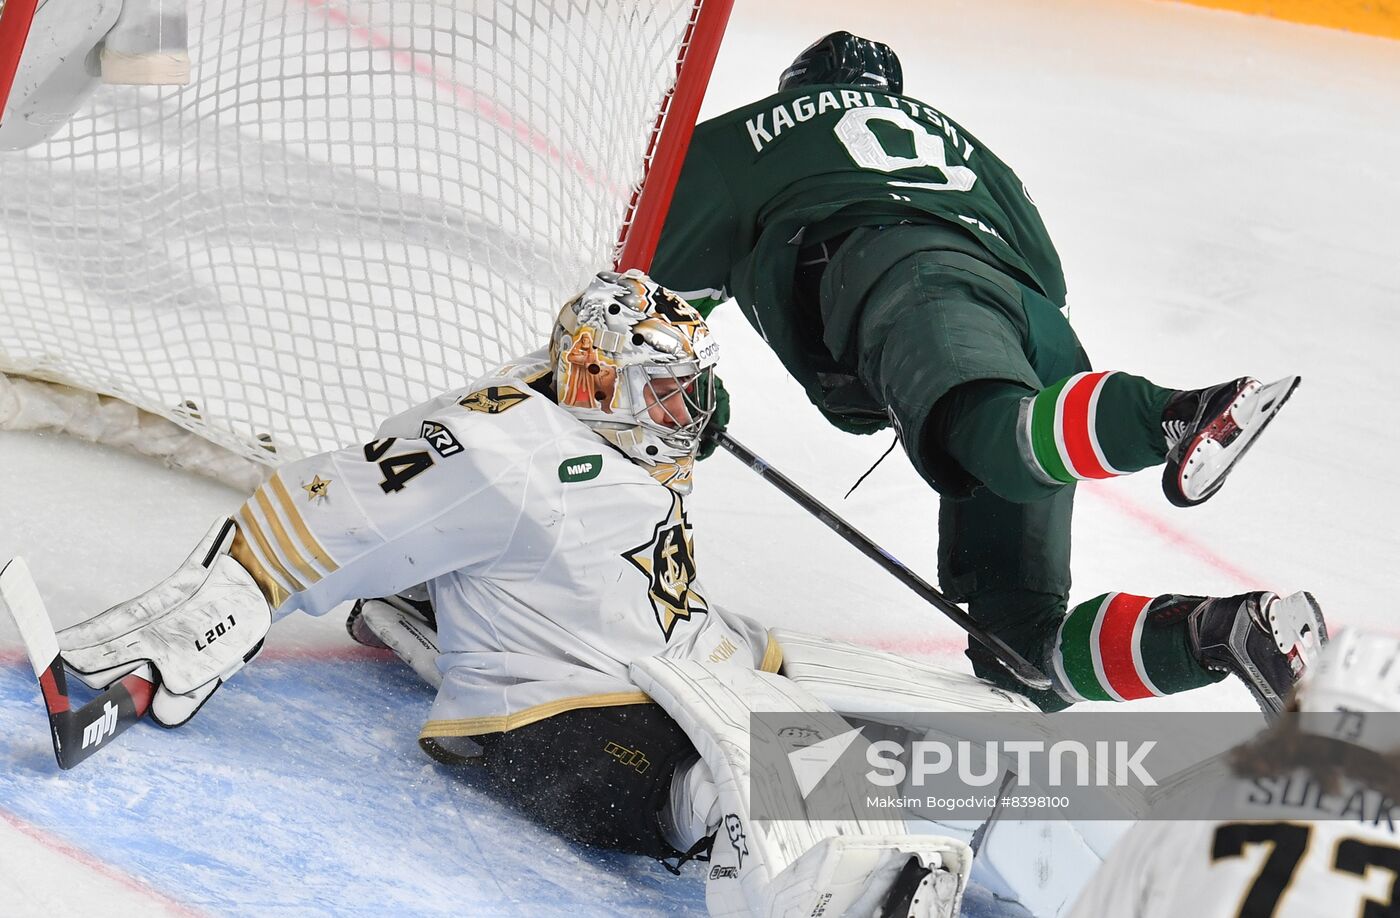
[[0, 519, 268, 768], [55, 519, 271, 728]]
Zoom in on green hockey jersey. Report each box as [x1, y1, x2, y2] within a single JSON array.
[[651, 86, 1066, 431]]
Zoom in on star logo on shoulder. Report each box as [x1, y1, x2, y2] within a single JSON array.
[[303, 475, 331, 502], [458, 385, 529, 414]]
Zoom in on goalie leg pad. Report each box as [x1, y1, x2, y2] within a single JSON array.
[[57, 519, 272, 726], [771, 628, 1039, 722], [630, 657, 970, 918]]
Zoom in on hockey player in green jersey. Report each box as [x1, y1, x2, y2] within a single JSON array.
[[651, 31, 1325, 713]]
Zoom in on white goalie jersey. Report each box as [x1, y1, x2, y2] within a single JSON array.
[[1068, 765, 1400, 917], [228, 353, 777, 741]]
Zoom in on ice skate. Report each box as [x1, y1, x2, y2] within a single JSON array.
[[346, 593, 442, 689], [1161, 376, 1299, 507], [1161, 591, 1328, 716]]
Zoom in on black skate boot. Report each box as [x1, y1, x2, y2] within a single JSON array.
[[1161, 376, 1299, 507], [1153, 591, 1327, 716]]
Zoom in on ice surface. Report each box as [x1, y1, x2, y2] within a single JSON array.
[[3, 0, 1400, 914]]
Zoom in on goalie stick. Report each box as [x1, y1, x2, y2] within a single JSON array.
[[0, 557, 155, 769], [716, 431, 1054, 691]]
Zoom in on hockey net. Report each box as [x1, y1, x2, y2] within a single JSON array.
[[0, 0, 728, 490]]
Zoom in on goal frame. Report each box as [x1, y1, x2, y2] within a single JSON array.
[[0, 0, 40, 119], [614, 0, 733, 274]]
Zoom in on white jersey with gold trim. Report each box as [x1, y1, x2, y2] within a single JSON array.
[[231, 352, 772, 738], [1068, 766, 1400, 917]]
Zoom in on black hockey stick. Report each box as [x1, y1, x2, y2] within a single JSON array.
[[0, 557, 155, 769], [716, 432, 1053, 691]]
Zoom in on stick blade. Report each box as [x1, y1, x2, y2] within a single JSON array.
[[0, 557, 61, 679], [1, 558, 155, 769], [986, 636, 1053, 691]]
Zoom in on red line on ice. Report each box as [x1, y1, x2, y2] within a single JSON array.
[[1079, 481, 1270, 587], [0, 807, 206, 917], [256, 644, 397, 663], [841, 635, 968, 657]]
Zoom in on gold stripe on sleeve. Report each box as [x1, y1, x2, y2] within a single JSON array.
[[760, 632, 784, 674], [253, 486, 321, 586], [229, 526, 291, 609], [269, 474, 339, 575], [236, 505, 306, 594]]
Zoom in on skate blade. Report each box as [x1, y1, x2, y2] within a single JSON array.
[[1175, 375, 1300, 505], [1234, 375, 1300, 434], [1269, 591, 1328, 679]]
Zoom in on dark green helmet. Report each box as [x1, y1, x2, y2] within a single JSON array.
[[778, 31, 903, 95]]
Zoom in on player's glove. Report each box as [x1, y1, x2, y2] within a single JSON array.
[[696, 373, 730, 461], [56, 519, 272, 727]]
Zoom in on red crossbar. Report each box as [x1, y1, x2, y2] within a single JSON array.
[[0, 0, 39, 124]]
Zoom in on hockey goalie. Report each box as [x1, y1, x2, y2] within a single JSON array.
[[44, 271, 983, 916], [39, 271, 1324, 917]]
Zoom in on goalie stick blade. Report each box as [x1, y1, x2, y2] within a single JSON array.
[[0, 557, 154, 769], [0, 557, 61, 681], [47, 668, 156, 770]]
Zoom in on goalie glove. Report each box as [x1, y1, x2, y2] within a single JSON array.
[[57, 519, 272, 727]]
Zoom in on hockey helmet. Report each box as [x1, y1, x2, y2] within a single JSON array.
[[778, 31, 903, 95], [1295, 628, 1400, 750], [550, 270, 719, 493]]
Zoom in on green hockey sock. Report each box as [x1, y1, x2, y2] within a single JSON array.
[[1020, 372, 1175, 486], [1051, 592, 1226, 702]]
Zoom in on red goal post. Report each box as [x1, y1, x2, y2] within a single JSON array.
[[0, 0, 734, 488], [0, 0, 39, 121], [614, 0, 733, 274]]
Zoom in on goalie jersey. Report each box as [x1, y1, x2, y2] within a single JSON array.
[[229, 352, 777, 742], [1068, 765, 1400, 917]]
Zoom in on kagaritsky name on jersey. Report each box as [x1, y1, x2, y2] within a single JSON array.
[[1244, 774, 1398, 831], [746, 91, 977, 158]]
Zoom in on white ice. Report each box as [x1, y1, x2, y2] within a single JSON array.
[[2, 0, 1399, 914]]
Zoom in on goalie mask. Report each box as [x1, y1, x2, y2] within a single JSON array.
[[551, 270, 719, 493]]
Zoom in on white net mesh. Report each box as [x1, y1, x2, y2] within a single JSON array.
[[0, 0, 699, 466]]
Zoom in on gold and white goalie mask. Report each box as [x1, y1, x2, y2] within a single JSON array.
[[550, 269, 719, 494]]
